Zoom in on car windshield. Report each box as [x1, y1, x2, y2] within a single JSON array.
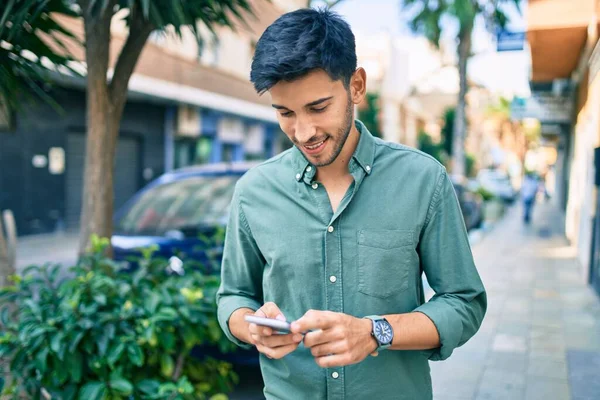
[[116, 175, 238, 236]]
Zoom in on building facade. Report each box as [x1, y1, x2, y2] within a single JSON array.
[[0, 0, 297, 236], [526, 0, 600, 296]]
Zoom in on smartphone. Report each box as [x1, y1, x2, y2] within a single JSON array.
[[245, 315, 292, 334]]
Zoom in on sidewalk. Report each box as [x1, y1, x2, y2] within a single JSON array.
[[15, 231, 79, 272], [431, 199, 600, 400]]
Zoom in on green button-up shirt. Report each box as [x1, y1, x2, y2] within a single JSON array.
[[217, 121, 486, 400]]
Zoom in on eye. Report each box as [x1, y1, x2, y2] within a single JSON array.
[[280, 111, 293, 118], [311, 106, 328, 113]]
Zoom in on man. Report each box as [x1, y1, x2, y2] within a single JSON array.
[[216, 8, 486, 400]]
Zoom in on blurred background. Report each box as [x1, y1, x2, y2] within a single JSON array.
[[0, 0, 599, 399]]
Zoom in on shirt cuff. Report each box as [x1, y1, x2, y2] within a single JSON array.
[[413, 301, 463, 361], [217, 295, 262, 349]]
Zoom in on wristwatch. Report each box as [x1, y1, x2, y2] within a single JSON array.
[[364, 315, 394, 353]]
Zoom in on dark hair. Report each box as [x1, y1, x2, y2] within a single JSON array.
[[250, 8, 357, 94]]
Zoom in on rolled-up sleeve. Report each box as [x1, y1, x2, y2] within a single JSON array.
[[414, 170, 487, 361], [216, 185, 264, 349]]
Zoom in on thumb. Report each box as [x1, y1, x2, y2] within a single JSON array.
[[259, 302, 285, 320]]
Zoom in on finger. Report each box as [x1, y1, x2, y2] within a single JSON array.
[[310, 340, 348, 358], [262, 333, 303, 348], [256, 342, 300, 360], [248, 323, 274, 337], [291, 310, 336, 333], [260, 302, 285, 320], [315, 353, 354, 368], [302, 328, 341, 348], [254, 333, 303, 348]]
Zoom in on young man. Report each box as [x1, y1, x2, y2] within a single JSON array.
[[216, 8, 486, 400]]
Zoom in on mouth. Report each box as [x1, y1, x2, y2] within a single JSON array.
[[302, 138, 328, 155]]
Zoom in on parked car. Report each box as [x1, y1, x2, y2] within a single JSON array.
[[476, 168, 517, 203], [111, 162, 260, 366], [451, 176, 484, 231]]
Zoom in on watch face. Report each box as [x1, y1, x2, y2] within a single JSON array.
[[374, 320, 393, 345]]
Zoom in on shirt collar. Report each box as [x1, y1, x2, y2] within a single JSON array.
[[292, 119, 376, 184]]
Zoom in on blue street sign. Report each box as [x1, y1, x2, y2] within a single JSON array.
[[497, 30, 526, 52]]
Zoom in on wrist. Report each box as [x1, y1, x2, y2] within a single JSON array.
[[361, 318, 378, 354], [230, 308, 257, 344]]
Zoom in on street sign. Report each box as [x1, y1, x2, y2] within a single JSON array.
[[510, 94, 573, 124], [496, 30, 526, 52]]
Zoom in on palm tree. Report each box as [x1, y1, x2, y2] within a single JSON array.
[[73, 0, 253, 255], [403, 0, 521, 177], [0, 0, 78, 113]]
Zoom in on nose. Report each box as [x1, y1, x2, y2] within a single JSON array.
[[294, 116, 317, 145]]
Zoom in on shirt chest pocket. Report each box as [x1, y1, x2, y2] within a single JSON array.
[[357, 229, 414, 298]]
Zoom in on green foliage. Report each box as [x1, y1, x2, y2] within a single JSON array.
[[0, 234, 237, 400], [441, 107, 455, 157], [358, 92, 382, 139], [466, 153, 476, 178], [476, 186, 495, 202], [417, 131, 445, 165], [0, 0, 80, 113], [402, 0, 521, 48]]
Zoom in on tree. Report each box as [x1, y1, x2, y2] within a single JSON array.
[[72, 0, 252, 255], [358, 92, 382, 138], [403, 0, 521, 177], [441, 107, 455, 157], [0, 0, 78, 114]]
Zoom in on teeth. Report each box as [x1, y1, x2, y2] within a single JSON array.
[[306, 140, 324, 150]]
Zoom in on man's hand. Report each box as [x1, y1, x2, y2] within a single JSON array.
[[291, 310, 378, 368], [247, 302, 303, 359]]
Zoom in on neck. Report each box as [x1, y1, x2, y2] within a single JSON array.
[[316, 122, 360, 182]]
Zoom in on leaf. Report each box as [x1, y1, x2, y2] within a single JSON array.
[[109, 377, 133, 395], [107, 342, 125, 368], [136, 379, 161, 395], [127, 343, 144, 367], [160, 354, 174, 378], [69, 331, 85, 352], [35, 346, 49, 374], [78, 382, 106, 400], [50, 331, 64, 354], [69, 352, 83, 383], [144, 291, 160, 314]]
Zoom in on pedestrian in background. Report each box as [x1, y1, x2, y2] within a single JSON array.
[[522, 171, 541, 224]]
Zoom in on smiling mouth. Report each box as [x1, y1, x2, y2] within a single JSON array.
[[305, 140, 325, 150]]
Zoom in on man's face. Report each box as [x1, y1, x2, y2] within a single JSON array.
[[269, 70, 356, 167]]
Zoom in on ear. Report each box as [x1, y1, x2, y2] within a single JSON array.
[[349, 68, 367, 105]]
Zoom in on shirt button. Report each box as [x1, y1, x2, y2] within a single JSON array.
[[306, 166, 312, 172], [329, 275, 337, 283], [295, 173, 301, 180], [332, 372, 339, 379], [312, 183, 318, 190], [366, 165, 371, 172], [327, 226, 334, 233]]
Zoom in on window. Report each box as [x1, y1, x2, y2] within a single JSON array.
[[198, 36, 220, 66], [174, 137, 213, 168], [116, 175, 238, 236]]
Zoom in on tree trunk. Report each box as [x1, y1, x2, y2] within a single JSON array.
[[451, 25, 473, 178], [78, 4, 115, 256], [78, 3, 153, 256], [0, 218, 13, 287]]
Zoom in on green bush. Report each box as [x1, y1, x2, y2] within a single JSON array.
[[476, 186, 496, 202], [0, 235, 237, 400]]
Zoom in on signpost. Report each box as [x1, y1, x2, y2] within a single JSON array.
[[510, 94, 573, 124], [496, 30, 526, 52]]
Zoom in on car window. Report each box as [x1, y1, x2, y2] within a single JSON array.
[[117, 175, 239, 236]]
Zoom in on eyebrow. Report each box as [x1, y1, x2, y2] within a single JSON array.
[[272, 96, 334, 110]]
